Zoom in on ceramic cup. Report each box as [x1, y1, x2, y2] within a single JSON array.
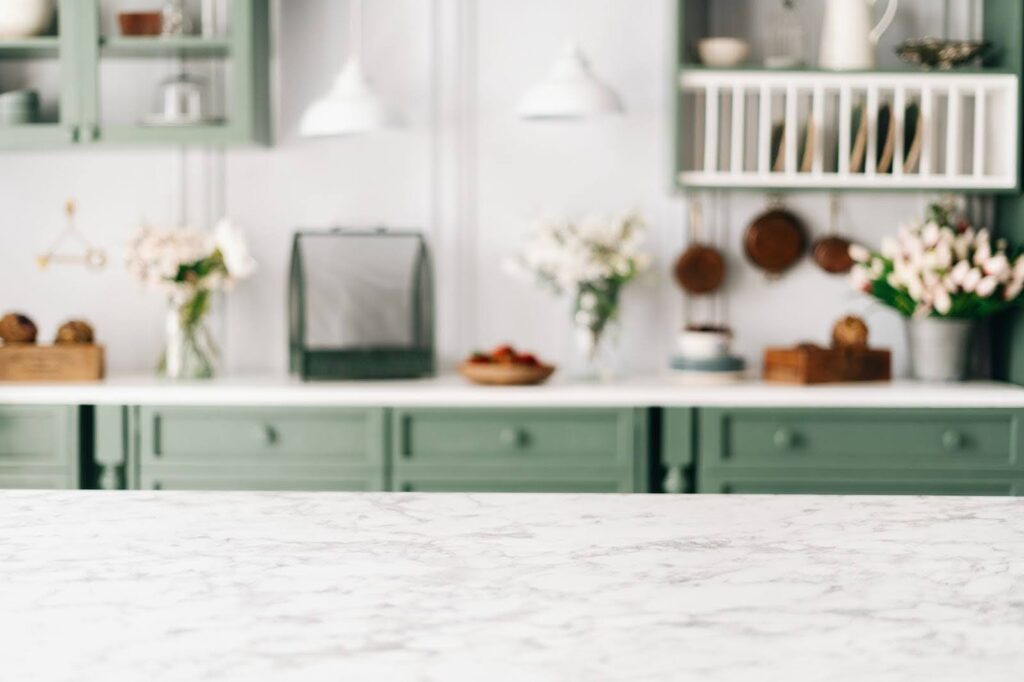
[[677, 327, 733, 360]]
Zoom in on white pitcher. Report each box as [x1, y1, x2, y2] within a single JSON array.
[[819, 0, 898, 70]]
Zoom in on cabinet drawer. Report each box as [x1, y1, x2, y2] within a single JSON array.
[[701, 408, 1023, 471], [138, 407, 385, 467], [393, 408, 639, 470], [0, 406, 77, 466]]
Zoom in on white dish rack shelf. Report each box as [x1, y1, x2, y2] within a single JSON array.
[[677, 70, 1019, 192]]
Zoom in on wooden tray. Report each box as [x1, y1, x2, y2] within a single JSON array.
[[0, 344, 105, 382], [763, 346, 890, 385]]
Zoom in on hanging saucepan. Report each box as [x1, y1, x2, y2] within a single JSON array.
[[674, 199, 725, 295], [812, 194, 855, 274], [743, 196, 806, 277]]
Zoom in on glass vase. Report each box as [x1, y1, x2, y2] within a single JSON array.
[[160, 290, 218, 380], [572, 283, 623, 382], [574, 321, 621, 382], [764, 0, 805, 69]]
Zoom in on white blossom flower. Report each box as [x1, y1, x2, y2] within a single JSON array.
[[976, 276, 999, 298], [933, 285, 952, 315], [1005, 278, 1024, 302], [962, 267, 983, 293], [948, 260, 970, 287], [848, 244, 871, 263], [213, 219, 257, 280], [982, 253, 1010, 280], [880, 236, 900, 259]]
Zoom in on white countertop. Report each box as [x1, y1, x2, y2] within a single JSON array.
[[1, 491, 1022, 681], [0, 374, 1023, 407]]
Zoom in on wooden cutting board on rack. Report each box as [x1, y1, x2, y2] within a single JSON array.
[[763, 345, 890, 384]]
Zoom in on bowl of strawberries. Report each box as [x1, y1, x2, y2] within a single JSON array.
[[458, 345, 556, 386]]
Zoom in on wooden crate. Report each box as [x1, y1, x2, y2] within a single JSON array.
[[764, 346, 891, 384], [0, 344, 104, 382]]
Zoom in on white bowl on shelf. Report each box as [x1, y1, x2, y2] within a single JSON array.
[[0, 0, 55, 38], [677, 327, 733, 360], [698, 37, 750, 68]]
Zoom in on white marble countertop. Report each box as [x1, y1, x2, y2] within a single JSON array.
[[1, 491, 1022, 681], [0, 374, 1023, 407]]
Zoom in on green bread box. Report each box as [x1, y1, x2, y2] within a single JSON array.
[[289, 228, 435, 380]]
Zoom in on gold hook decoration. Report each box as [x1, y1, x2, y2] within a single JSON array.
[[36, 199, 108, 271]]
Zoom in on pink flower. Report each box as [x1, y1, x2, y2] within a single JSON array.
[[962, 267, 983, 293], [976, 276, 999, 298]]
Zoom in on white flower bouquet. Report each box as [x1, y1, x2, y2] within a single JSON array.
[[125, 219, 256, 378], [507, 213, 650, 375], [850, 200, 1024, 319]]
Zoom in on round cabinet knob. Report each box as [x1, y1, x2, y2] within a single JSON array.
[[498, 427, 526, 449], [260, 424, 278, 445], [942, 430, 964, 451], [773, 427, 796, 449]]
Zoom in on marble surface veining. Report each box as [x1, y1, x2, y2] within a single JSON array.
[[1, 491, 1022, 681]]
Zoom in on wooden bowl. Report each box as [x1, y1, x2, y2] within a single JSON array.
[[458, 362, 555, 386], [118, 12, 163, 36]]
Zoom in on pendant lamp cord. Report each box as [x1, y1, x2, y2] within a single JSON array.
[[350, 0, 364, 63]]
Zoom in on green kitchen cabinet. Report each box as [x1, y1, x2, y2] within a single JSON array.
[[129, 406, 387, 491], [0, 0, 270, 149], [694, 408, 1024, 495], [0, 406, 79, 489], [391, 408, 649, 493]]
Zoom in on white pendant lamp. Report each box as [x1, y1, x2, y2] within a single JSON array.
[[518, 43, 624, 120], [300, 0, 397, 137]]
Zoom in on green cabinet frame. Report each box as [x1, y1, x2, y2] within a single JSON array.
[[0, 0, 270, 149]]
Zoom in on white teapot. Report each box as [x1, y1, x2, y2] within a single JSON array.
[[819, 0, 898, 70]]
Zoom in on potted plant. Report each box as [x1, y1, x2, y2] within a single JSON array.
[[849, 200, 1024, 381], [125, 219, 256, 379], [507, 213, 650, 381]]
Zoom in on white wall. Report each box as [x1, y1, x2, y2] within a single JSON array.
[[0, 0, 983, 377]]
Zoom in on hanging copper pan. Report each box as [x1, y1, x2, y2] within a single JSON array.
[[743, 200, 806, 277], [812, 194, 855, 274], [674, 200, 725, 295]]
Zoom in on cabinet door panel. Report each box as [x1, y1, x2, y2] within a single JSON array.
[[391, 408, 645, 493], [701, 408, 1023, 471], [133, 406, 386, 492], [139, 406, 384, 466], [394, 408, 635, 468], [0, 406, 78, 489]]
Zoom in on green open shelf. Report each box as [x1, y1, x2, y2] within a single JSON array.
[[99, 36, 232, 59], [0, 36, 60, 59]]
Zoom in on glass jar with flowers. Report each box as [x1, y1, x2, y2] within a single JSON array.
[[849, 200, 1024, 381], [125, 219, 257, 379], [507, 213, 650, 381]]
